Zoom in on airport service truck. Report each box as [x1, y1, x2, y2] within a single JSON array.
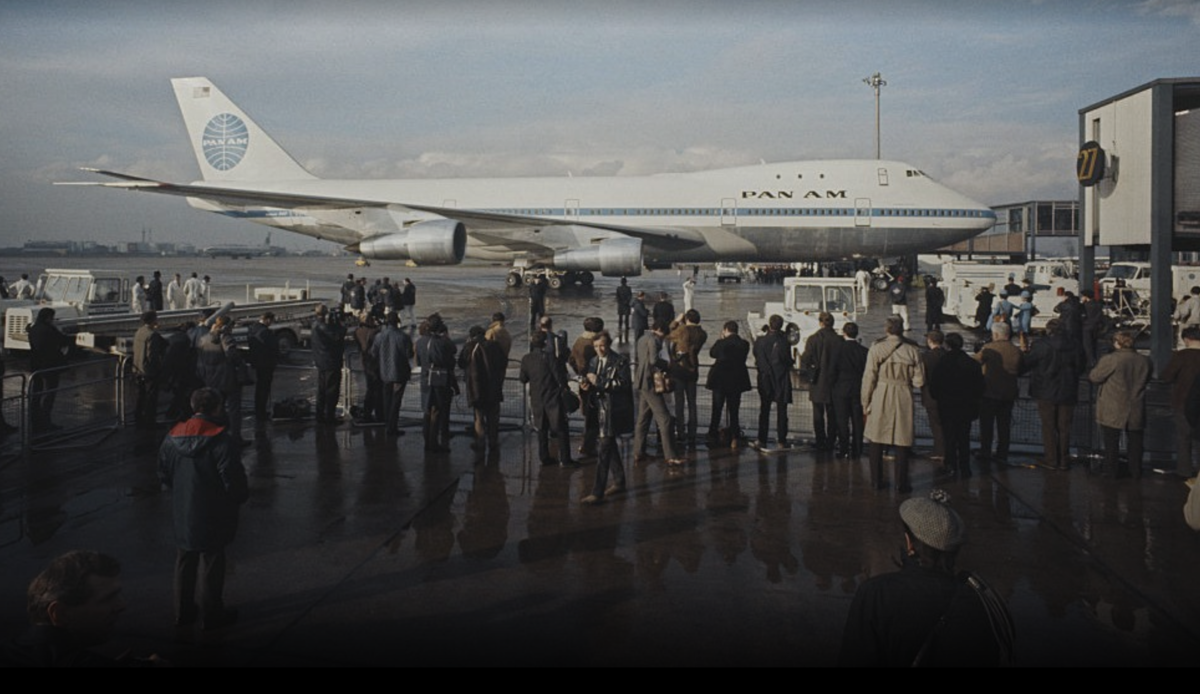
[[1088, 261, 1200, 327], [746, 276, 862, 367], [2, 268, 321, 355], [939, 260, 1077, 331]]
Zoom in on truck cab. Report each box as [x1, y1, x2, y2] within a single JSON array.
[[746, 276, 861, 364]]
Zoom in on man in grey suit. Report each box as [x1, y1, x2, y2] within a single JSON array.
[[632, 323, 684, 465]]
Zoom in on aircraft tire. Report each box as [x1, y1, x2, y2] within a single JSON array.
[[579, 271, 594, 286]]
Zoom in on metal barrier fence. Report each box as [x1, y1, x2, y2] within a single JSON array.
[[11, 357, 125, 452], [0, 347, 1182, 466]]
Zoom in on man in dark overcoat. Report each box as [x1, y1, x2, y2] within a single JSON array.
[[754, 314, 793, 448], [705, 320, 752, 447], [372, 312, 414, 437], [929, 332, 985, 478], [1021, 318, 1084, 470], [827, 322, 868, 459], [799, 311, 841, 450], [459, 325, 507, 452], [519, 331, 575, 467]]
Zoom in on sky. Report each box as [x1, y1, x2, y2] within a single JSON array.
[[2, 0, 1200, 251]]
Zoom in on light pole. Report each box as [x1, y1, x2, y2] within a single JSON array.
[[863, 72, 887, 160]]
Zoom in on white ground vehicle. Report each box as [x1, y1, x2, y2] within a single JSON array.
[[940, 260, 1077, 330], [1098, 262, 1200, 303], [714, 263, 746, 283], [1095, 262, 1200, 326], [3, 269, 321, 354], [746, 276, 862, 364]]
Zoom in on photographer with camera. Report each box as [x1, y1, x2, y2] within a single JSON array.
[[312, 304, 348, 425]]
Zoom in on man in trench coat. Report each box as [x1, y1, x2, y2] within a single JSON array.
[[862, 316, 925, 492]]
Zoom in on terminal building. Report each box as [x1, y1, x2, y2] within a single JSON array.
[[940, 199, 1081, 262]]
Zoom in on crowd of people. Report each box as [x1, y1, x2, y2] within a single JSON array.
[[23, 269, 1200, 668]]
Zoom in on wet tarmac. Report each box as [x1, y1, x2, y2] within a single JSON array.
[[2, 259, 1200, 667]]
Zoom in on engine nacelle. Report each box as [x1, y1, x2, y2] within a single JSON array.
[[357, 220, 467, 265], [553, 237, 643, 277]]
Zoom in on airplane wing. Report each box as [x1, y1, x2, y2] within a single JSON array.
[[59, 168, 708, 252]]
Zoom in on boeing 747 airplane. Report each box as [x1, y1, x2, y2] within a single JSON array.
[[63, 77, 995, 288]]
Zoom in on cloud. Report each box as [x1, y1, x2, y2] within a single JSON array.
[[1137, 0, 1200, 25]]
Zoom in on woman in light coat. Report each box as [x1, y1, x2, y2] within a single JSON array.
[[862, 316, 925, 492]]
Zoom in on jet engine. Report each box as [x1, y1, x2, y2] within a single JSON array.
[[553, 237, 643, 277], [356, 219, 467, 265]]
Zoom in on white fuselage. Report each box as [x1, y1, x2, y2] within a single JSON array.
[[189, 159, 995, 264]]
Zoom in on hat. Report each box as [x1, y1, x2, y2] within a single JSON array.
[[900, 490, 965, 552]]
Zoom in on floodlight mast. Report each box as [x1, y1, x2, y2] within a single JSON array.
[[863, 72, 887, 160]]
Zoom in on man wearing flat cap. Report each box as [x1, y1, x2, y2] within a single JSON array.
[[837, 490, 1014, 667]]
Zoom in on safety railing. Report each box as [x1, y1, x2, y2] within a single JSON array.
[[0, 346, 1182, 467]]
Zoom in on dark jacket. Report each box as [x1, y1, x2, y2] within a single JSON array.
[[27, 319, 72, 372], [157, 415, 248, 552], [828, 337, 869, 401], [586, 352, 634, 436], [925, 286, 945, 324], [311, 318, 346, 372], [652, 300, 675, 332], [133, 324, 167, 379], [372, 325, 413, 384], [520, 347, 570, 426], [459, 337, 506, 407], [838, 561, 1007, 667], [706, 334, 752, 394], [974, 289, 995, 327], [800, 325, 841, 403], [1053, 295, 1083, 340], [1022, 332, 1084, 404], [194, 326, 242, 395], [246, 321, 279, 371], [754, 330, 793, 404], [616, 284, 632, 312], [632, 299, 650, 332], [420, 333, 458, 390], [929, 349, 985, 420]]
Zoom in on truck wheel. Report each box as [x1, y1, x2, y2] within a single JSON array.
[[786, 322, 801, 346], [506, 272, 522, 288], [872, 277, 890, 292], [548, 274, 564, 290]]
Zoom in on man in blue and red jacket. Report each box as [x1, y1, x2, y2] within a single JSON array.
[[158, 387, 248, 631]]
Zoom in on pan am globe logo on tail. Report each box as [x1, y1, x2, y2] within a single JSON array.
[[202, 113, 249, 171]]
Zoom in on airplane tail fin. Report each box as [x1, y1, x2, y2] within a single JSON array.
[[171, 77, 316, 182]]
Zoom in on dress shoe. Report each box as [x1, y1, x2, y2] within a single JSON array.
[[604, 484, 625, 497], [580, 494, 602, 505]]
